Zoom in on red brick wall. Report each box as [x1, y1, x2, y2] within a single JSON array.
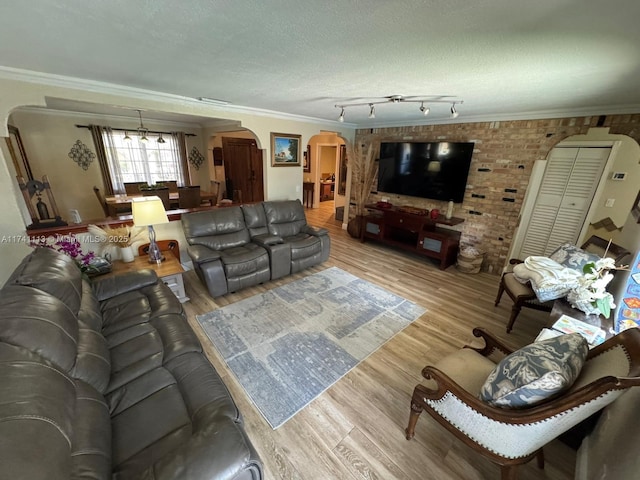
[[355, 114, 640, 274]]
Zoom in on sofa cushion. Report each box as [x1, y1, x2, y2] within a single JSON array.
[[6, 247, 83, 315], [0, 285, 79, 372], [287, 233, 322, 260], [263, 200, 307, 238], [220, 244, 270, 278], [479, 333, 588, 408], [182, 207, 251, 251], [71, 380, 111, 480], [72, 322, 111, 394], [0, 342, 76, 479]]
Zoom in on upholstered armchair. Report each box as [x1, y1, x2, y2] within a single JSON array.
[[405, 327, 640, 480]]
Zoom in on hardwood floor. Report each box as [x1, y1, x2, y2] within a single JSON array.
[[181, 202, 576, 480]]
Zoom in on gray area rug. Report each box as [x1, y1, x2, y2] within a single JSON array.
[[196, 266, 426, 428]]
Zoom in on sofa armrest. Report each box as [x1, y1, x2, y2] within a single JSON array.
[[252, 233, 284, 247], [302, 225, 329, 237], [91, 270, 158, 301], [187, 245, 222, 265]]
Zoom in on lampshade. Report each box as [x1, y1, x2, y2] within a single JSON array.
[[131, 196, 169, 226]]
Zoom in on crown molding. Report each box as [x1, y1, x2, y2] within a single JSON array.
[[0, 66, 355, 128], [14, 106, 204, 129]]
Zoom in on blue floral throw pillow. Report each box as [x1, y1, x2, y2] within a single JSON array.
[[479, 333, 589, 408], [549, 243, 601, 271]]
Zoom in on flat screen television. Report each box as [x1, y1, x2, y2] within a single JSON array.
[[377, 141, 474, 203]]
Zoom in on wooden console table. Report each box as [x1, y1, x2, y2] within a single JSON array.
[[361, 204, 464, 270]]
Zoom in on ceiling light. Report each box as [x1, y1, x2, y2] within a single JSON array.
[[123, 131, 131, 141], [335, 95, 462, 121], [157, 133, 166, 144], [136, 109, 149, 142]]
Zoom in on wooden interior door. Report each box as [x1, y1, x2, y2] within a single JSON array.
[[221, 137, 264, 203]]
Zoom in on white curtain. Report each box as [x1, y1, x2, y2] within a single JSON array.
[[101, 129, 187, 194]]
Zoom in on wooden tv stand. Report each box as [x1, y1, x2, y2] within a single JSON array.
[[360, 204, 464, 270]]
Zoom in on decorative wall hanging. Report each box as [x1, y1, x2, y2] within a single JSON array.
[[68, 140, 96, 170], [189, 146, 205, 170], [271, 132, 301, 167]]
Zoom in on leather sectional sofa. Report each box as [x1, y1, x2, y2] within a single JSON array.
[[0, 247, 263, 480], [182, 199, 330, 297]]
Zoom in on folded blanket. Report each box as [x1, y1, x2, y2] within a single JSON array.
[[513, 256, 582, 302]]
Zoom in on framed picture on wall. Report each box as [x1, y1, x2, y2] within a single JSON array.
[[271, 132, 301, 167], [303, 144, 311, 172]]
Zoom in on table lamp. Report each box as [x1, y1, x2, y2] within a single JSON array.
[[131, 196, 169, 264]]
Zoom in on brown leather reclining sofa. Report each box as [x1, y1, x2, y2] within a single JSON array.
[[0, 247, 263, 480]]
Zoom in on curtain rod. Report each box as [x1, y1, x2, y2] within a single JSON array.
[[75, 124, 196, 137]]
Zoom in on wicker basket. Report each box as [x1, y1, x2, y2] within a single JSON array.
[[456, 250, 484, 274]]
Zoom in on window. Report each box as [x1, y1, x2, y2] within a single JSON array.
[[102, 130, 187, 193]]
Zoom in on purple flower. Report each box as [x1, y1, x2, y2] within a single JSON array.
[[30, 234, 96, 270]]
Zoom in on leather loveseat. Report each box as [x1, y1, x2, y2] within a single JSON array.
[[0, 247, 263, 480], [182, 199, 330, 297]]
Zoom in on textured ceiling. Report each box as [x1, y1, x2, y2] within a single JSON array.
[[1, 0, 640, 126]]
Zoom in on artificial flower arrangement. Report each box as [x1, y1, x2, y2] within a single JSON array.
[[566, 257, 627, 318], [30, 234, 96, 272]]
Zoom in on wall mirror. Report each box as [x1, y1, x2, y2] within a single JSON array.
[[5, 125, 33, 181]]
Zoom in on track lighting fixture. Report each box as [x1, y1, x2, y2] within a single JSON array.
[[157, 133, 166, 144], [123, 131, 131, 141], [335, 95, 462, 121]]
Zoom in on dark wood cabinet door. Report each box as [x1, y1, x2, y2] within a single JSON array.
[[222, 137, 264, 203]]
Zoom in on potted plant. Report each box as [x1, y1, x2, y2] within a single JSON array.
[[346, 139, 379, 238]]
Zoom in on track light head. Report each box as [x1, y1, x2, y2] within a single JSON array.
[[368, 104, 376, 119], [450, 104, 459, 118], [338, 108, 345, 122], [419, 102, 430, 116], [123, 131, 131, 141], [157, 134, 166, 144]]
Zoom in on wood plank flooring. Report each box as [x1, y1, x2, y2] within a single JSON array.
[[181, 201, 576, 480]]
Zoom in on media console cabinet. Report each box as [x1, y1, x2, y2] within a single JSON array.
[[360, 204, 464, 270]]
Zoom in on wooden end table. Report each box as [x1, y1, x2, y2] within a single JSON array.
[[548, 298, 614, 340], [109, 254, 189, 303]]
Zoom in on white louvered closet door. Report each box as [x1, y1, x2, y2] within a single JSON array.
[[519, 147, 609, 258]]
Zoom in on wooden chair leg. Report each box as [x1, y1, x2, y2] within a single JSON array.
[[536, 449, 545, 469], [405, 402, 423, 440], [494, 279, 505, 306], [501, 464, 518, 480], [506, 303, 521, 333]]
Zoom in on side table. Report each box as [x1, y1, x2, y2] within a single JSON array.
[[548, 298, 613, 340], [109, 255, 189, 303]]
